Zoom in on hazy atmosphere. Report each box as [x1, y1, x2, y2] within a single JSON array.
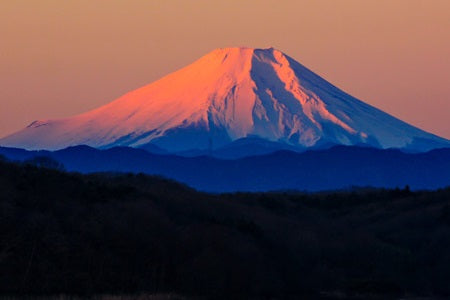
[[1, 0, 449, 138], [2, 2, 450, 299]]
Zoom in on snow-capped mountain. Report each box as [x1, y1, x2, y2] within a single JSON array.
[[1, 47, 448, 153]]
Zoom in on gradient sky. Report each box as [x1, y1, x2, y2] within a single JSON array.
[[1, 0, 449, 139]]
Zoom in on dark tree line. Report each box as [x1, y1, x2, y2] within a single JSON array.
[[1, 157, 450, 299]]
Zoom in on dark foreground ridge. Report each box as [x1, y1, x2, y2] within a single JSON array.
[[1, 145, 450, 192], [1, 156, 450, 299]]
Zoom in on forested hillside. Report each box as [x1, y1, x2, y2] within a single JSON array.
[[1, 156, 450, 299]]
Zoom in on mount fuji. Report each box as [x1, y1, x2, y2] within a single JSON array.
[[1, 47, 448, 154]]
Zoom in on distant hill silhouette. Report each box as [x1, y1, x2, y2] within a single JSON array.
[[1, 145, 449, 192]]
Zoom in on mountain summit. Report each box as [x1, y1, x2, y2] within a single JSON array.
[[1, 47, 448, 153]]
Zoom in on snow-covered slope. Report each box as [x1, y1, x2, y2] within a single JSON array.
[[1, 47, 448, 152]]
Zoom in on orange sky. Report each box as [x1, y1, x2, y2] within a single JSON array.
[[1, 0, 449, 139]]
